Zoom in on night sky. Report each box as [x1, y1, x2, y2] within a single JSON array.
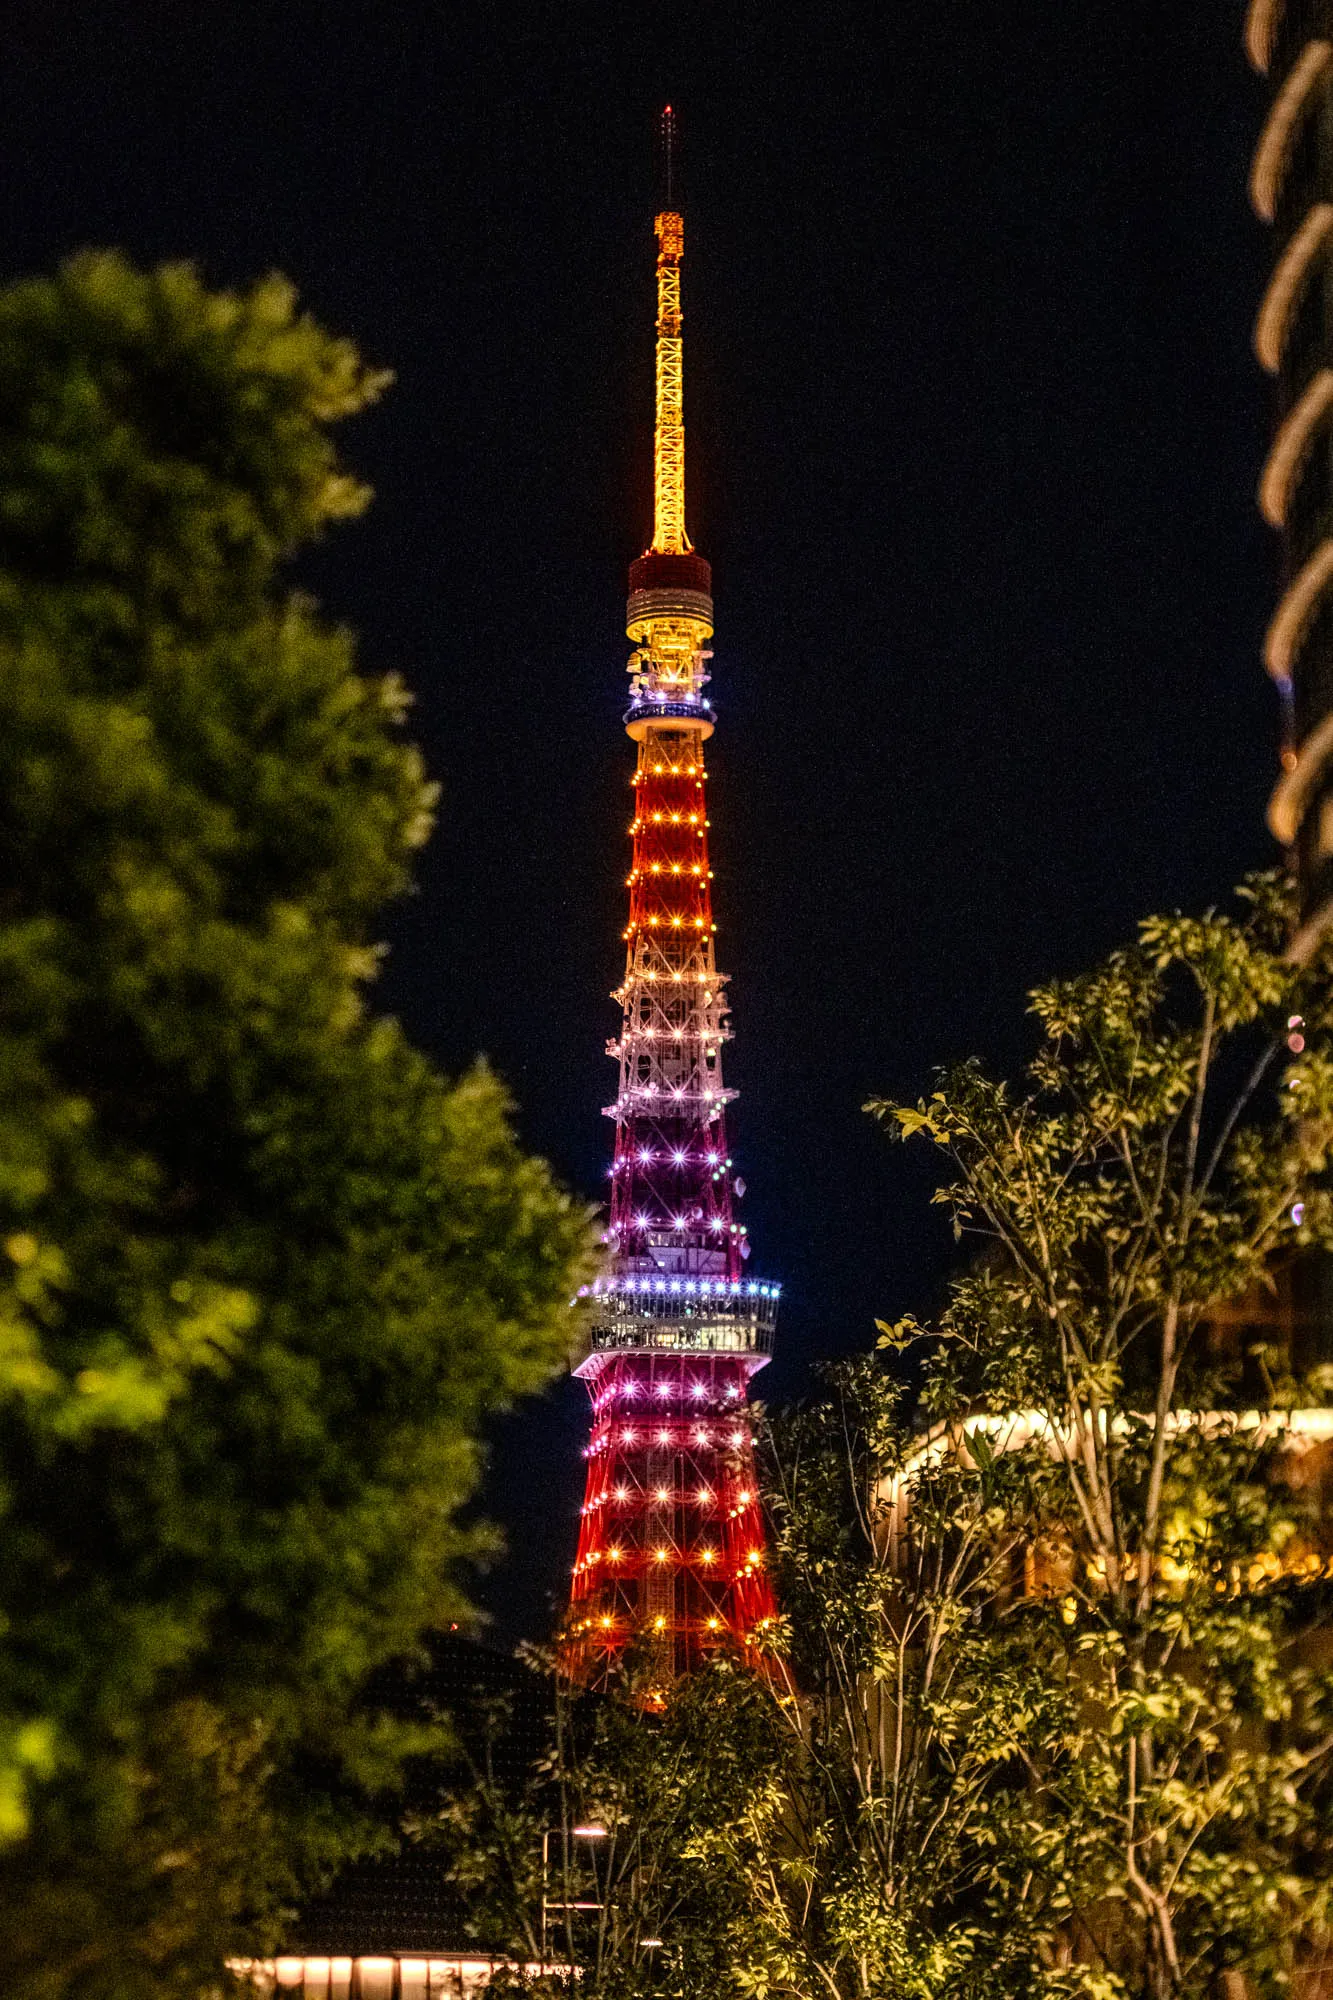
[[3, 2, 1279, 1643]]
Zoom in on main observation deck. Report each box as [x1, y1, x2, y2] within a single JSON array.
[[576, 1274, 779, 1367]]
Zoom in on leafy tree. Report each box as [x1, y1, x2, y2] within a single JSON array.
[[407, 1645, 782, 2000], [417, 1379, 1067, 2000], [865, 876, 1333, 1997], [0, 252, 592, 1998], [520, 880, 1333, 2000], [721, 1357, 1063, 2000]]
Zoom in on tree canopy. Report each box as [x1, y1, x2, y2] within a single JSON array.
[[468, 880, 1333, 2000], [863, 878, 1333, 1996], [0, 252, 592, 1998]]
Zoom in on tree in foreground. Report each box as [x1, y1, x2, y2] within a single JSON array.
[[863, 877, 1333, 1996], [707, 878, 1333, 1999], [405, 1643, 779, 1999], [477, 879, 1333, 1999], [0, 253, 591, 1998]]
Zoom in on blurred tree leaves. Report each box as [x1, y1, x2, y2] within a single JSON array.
[[0, 253, 593, 1997]]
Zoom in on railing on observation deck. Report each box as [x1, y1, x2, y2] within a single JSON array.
[[624, 691, 716, 730], [580, 1275, 779, 1356]]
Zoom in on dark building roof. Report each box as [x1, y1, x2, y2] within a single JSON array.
[[290, 1631, 555, 1957], [293, 1852, 473, 1958]]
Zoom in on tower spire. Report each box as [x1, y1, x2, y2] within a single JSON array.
[[661, 103, 676, 208], [560, 143, 779, 1692], [651, 161, 689, 555]]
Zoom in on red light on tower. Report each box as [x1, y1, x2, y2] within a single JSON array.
[[560, 155, 779, 1684]]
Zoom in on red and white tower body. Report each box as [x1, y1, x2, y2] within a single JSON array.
[[563, 143, 779, 1684]]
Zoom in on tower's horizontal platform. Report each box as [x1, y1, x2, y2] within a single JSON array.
[[626, 551, 715, 646], [603, 1086, 735, 1116], [625, 691, 716, 738], [575, 1275, 779, 1370]]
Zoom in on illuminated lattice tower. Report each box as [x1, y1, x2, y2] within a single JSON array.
[[562, 155, 779, 1685]]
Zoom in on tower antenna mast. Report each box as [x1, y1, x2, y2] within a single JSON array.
[[661, 103, 676, 208], [651, 112, 689, 557]]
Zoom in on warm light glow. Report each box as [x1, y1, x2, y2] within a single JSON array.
[[1245, 0, 1281, 72], [1255, 203, 1333, 372], [1258, 367, 1333, 527], [230, 1960, 568, 1994], [652, 210, 689, 555], [1264, 538, 1333, 678], [1250, 40, 1332, 220]]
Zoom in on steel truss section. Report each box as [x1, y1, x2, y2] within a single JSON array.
[[564, 1350, 778, 1683]]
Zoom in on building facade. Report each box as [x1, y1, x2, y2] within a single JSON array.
[[1249, 0, 1333, 954]]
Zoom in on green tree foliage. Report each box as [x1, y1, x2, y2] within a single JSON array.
[[728, 1359, 1065, 2000], [0, 253, 592, 1997], [863, 877, 1333, 1997], [488, 881, 1333, 2000], [408, 1646, 780, 2000]]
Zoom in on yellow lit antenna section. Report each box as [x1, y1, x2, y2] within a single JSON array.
[[652, 209, 690, 556], [624, 110, 714, 732]]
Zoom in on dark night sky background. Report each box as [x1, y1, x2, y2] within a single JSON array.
[[2, 2, 1281, 1642]]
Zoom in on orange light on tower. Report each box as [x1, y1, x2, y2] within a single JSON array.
[[561, 113, 779, 1684]]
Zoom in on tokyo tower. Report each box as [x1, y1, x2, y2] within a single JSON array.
[[562, 115, 779, 1684]]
